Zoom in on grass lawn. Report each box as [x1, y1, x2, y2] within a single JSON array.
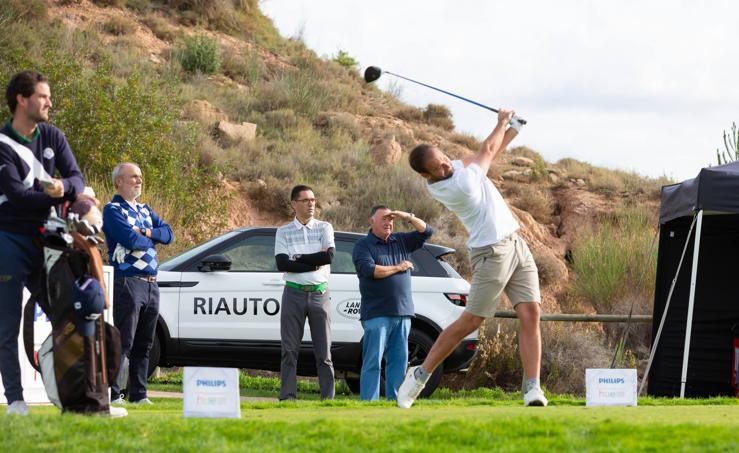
[[2, 394, 737, 452]]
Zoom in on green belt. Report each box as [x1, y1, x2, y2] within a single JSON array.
[[285, 281, 328, 293]]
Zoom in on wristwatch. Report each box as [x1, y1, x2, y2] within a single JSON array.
[[141, 228, 148, 237]]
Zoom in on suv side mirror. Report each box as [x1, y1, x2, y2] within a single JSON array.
[[198, 254, 232, 272]]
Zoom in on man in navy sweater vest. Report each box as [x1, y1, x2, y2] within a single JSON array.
[[0, 71, 84, 416], [103, 163, 172, 405]]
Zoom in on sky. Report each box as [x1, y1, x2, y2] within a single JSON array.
[[260, 0, 739, 181]]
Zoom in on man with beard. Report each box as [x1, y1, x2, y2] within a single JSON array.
[[0, 70, 84, 416]]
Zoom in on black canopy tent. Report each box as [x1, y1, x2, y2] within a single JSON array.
[[643, 161, 739, 397]]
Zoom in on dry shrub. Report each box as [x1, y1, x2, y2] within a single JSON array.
[[196, 134, 222, 167], [125, 0, 151, 14], [264, 108, 299, 131], [396, 106, 424, 123], [312, 112, 361, 141], [588, 167, 626, 194], [510, 145, 544, 161], [220, 47, 266, 86], [541, 322, 611, 394], [102, 16, 138, 35], [424, 103, 454, 130], [511, 185, 553, 224], [93, 0, 125, 6], [246, 176, 291, 217], [557, 157, 592, 179], [445, 317, 611, 395], [450, 132, 481, 151], [450, 321, 522, 391], [533, 250, 566, 287], [142, 13, 177, 41]]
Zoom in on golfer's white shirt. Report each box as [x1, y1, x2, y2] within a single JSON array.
[[427, 160, 519, 248]]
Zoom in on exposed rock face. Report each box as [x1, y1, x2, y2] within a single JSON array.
[[369, 135, 402, 166], [182, 100, 229, 127], [512, 156, 535, 167], [502, 170, 529, 182], [216, 120, 257, 146]]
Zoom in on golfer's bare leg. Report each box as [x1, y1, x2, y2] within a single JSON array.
[[515, 302, 541, 380], [420, 311, 484, 374]]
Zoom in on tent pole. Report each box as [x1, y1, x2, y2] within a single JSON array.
[[680, 210, 704, 398], [639, 214, 698, 396]]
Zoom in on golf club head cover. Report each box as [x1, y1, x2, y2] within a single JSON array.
[[509, 116, 525, 132]]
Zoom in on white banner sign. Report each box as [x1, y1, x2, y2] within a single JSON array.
[[0, 266, 114, 404], [183, 367, 241, 419], [586, 368, 638, 406]]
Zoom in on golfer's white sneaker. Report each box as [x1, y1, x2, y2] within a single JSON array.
[[396, 366, 426, 409], [524, 387, 548, 407], [108, 406, 128, 418], [129, 397, 153, 405], [110, 396, 125, 405], [6, 400, 29, 416]]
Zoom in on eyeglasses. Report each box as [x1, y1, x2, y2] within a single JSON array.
[[294, 198, 316, 204]]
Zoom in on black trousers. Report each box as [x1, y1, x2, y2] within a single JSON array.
[[111, 276, 159, 401]]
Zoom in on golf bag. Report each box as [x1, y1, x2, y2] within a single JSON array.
[[22, 212, 121, 414]]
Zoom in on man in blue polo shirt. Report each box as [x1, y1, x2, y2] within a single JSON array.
[[352, 206, 431, 401], [0, 70, 84, 416]]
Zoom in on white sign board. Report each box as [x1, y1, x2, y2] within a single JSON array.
[[586, 368, 638, 407], [0, 266, 114, 404], [183, 367, 241, 419]]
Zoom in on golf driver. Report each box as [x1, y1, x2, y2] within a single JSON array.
[[364, 66, 526, 125]]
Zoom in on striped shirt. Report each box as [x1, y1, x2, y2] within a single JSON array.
[[274, 218, 335, 285]]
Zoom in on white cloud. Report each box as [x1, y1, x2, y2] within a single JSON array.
[[261, 0, 739, 180]]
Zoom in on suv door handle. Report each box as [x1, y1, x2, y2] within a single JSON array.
[[263, 280, 285, 286]]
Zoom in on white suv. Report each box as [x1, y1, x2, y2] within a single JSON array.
[[151, 227, 478, 397]]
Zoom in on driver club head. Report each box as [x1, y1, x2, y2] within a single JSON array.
[[364, 66, 383, 83]]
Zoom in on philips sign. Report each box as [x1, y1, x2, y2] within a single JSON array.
[[586, 368, 637, 406], [183, 367, 241, 418]]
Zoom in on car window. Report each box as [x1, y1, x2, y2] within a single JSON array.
[[332, 240, 357, 274], [331, 237, 425, 275], [160, 230, 241, 271], [221, 235, 278, 272]]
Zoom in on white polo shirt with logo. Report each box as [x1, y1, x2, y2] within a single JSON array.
[[427, 160, 519, 248], [274, 217, 335, 285]]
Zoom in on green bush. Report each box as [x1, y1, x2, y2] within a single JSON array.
[[177, 34, 222, 74], [332, 49, 358, 69]]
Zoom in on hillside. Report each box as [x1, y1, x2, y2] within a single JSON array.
[[2, 0, 671, 393]]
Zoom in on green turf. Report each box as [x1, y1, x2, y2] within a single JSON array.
[[2, 397, 737, 452]]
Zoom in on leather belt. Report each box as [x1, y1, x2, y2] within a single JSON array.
[[134, 275, 157, 283]]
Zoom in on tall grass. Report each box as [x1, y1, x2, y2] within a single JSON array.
[[570, 204, 658, 313]]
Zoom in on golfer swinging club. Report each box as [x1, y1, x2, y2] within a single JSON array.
[[398, 109, 547, 408]]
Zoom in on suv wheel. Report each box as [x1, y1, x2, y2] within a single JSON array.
[[408, 329, 443, 398], [345, 328, 443, 398]]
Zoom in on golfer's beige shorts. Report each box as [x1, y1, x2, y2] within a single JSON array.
[[466, 232, 541, 318]]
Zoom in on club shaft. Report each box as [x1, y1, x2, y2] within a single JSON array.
[[385, 71, 527, 125]]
